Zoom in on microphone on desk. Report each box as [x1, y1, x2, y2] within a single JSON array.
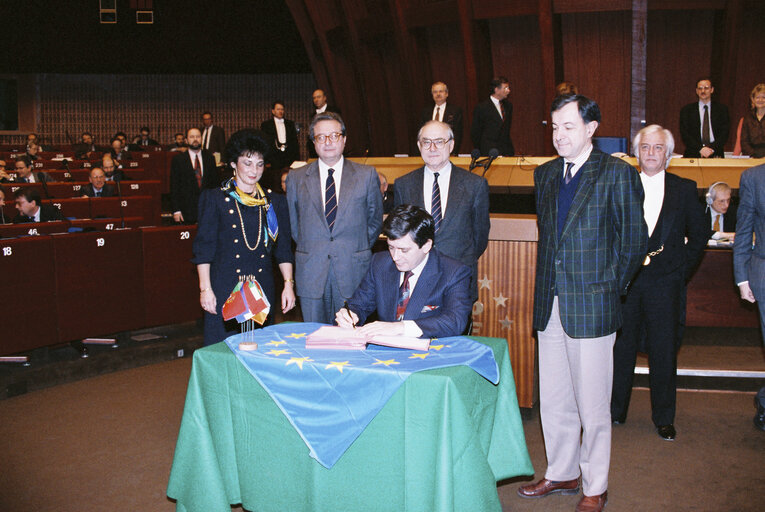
[[40, 176, 51, 199], [113, 172, 126, 229], [468, 149, 481, 171], [481, 148, 500, 177]]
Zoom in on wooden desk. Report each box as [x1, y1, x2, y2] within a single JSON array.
[[686, 248, 759, 327], [363, 156, 765, 191]]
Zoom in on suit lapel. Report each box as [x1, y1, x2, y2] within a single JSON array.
[[559, 153, 599, 243], [304, 161, 327, 225], [336, 160, 359, 228], [407, 168, 427, 208], [541, 158, 562, 245], [441, 166, 464, 230], [382, 256, 401, 320], [656, 174, 680, 246]]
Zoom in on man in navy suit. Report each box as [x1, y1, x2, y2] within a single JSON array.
[[336, 204, 472, 339], [733, 162, 765, 431], [471, 76, 514, 156], [12, 188, 64, 223], [679, 78, 730, 158], [611, 125, 708, 441], [419, 82, 463, 155], [518, 95, 647, 512]]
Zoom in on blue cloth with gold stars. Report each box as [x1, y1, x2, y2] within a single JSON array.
[[224, 321, 499, 468]]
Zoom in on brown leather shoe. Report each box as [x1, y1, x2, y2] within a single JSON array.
[[575, 491, 608, 512], [517, 478, 580, 498]]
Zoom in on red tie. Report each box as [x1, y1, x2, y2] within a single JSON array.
[[194, 154, 202, 188], [396, 271, 413, 321]]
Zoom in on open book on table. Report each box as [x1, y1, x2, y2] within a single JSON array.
[[305, 325, 431, 351]]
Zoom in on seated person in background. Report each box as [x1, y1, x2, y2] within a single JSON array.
[[0, 186, 8, 224], [378, 171, 394, 214], [102, 156, 128, 182], [109, 137, 131, 162], [25, 142, 43, 160], [79, 167, 115, 198], [12, 188, 65, 223], [73, 131, 98, 158], [555, 81, 579, 96], [0, 159, 11, 182], [706, 181, 736, 241], [741, 83, 765, 158], [279, 168, 289, 194], [13, 156, 52, 183], [335, 204, 472, 339], [135, 126, 159, 147], [167, 132, 188, 152]]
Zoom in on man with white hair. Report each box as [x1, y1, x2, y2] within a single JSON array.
[[611, 124, 708, 441]]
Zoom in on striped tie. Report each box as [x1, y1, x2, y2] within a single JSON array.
[[325, 168, 337, 231], [431, 172, 442, 232], [396, 271, 413, 321]]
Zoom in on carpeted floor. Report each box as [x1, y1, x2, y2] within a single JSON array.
[[0, 356, 762, 511]]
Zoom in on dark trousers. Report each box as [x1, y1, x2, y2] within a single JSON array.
[[612, 274, 683, 426]]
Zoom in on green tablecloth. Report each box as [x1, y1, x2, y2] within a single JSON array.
[[166, 336, 533, 512]]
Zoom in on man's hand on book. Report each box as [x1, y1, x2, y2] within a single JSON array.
[[358, 321, 405, 337], [335, 308, 360, 329]]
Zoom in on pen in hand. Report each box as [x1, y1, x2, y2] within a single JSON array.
[[343, 300, 357, 329]]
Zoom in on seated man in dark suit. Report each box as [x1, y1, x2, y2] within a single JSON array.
[[102, 156, 128, 183], [12, 188, 65, 223], [0, 185, 8, 224], [73, 131, 98, 159], [79, 167, 115, 198], [135, 126, 159, 147], [13, 156, 52, 183], [335, 204, 472, 339], [706, 181, 736, 241], [0, 159, 11, 183], [166, 132, 188, 152], [109, 137, 132, 162]]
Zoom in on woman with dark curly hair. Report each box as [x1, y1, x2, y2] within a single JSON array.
[[192, 129, 295, 345]]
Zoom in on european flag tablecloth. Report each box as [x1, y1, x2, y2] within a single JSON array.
[[224, 322, 499, 468]]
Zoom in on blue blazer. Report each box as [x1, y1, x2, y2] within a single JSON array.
[[348, 248, 472, 338], [734, 163, 765, 299]]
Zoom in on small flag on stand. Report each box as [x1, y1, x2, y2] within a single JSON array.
[[222, 275, 271, 326]]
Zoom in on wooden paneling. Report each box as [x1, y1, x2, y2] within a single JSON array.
[[646, 9, 716, 150], [561, 10, 632, 138], [488, 16, 547, 155]]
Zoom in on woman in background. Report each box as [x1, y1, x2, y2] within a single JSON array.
[[741, 83, 765, 158]]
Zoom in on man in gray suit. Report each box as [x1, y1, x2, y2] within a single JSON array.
[[393, 120, 490, 304], [286, 112, 383, 323], [733, 162, 765, 431]]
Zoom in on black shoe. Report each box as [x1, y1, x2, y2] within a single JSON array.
[[657, 424, 676, 441], [754, 395, 765, 432]]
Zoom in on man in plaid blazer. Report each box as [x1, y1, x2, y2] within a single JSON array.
[[518, 95, 647, 512]]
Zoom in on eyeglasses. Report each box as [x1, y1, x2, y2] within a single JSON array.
[[418, 138, 452, 149], [697, 86, 712, 90], [313, 132, 343, 144]]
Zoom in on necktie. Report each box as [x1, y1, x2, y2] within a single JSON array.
[[431, 172, 442, 232], [500, 101, 505, 121], [396, 271, 413, 321], [194, 154, 202, 188], [713, 213, 720, 232], [95, 190, 101, 197], [434, 106, 441, 121], [325, 168, 337, 231], [564, 162, 574, 184], [702, 105, 711, 145]]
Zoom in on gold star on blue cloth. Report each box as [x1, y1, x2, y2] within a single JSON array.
[[224, 322, 498, 468]]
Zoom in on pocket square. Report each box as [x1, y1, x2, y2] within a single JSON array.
[[421, 305, 439, 313]]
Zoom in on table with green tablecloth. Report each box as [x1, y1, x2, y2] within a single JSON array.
[[166, 335, 533, 512]]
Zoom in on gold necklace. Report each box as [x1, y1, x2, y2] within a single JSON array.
[[234, 200, 263, 251]]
